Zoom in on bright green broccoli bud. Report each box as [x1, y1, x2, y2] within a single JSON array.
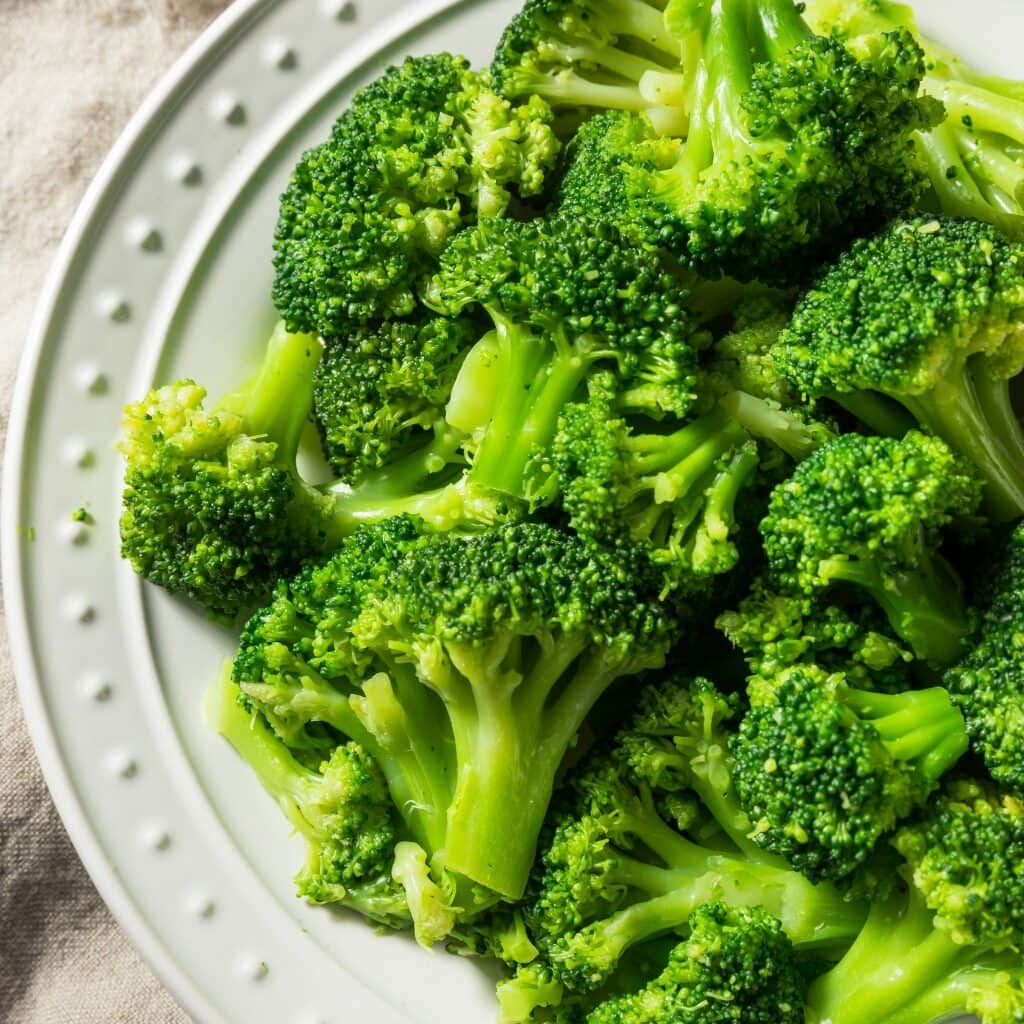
[[808, 0, 1024, 237], [273, 53, 560, 336], [491, 0, 687, 132], [760, 431, 982, 665], [732, 663, 968, 883], [526, 676, 866, 996], [426, 214, 705, 501], [946, 522, 1024, 791], [807, 779, 1024, 1024], [774, 216, 1024, 520], [350, 522, 676, 900], [586, 903, 805, 1024]]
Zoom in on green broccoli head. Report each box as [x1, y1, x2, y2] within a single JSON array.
[[586, 903, 805, 1024], [272, 53, 559, 336], [946, 522, 1024, 791], [760, 430, 982, 664], [774, 216, 1024, 519], [118, 324, 333, 618], [732, 663, 968, 882]]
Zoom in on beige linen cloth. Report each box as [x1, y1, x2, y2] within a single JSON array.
[[1, 2, 233, 1020]]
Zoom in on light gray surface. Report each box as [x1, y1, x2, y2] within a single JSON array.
[[0, 3, 229, 1020]]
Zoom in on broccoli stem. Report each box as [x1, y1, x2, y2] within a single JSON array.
[[216, 321, 322, 463], [719, 390, 829, 458], [820, 552, 969, 665], [931, 78, 1024, 148], [693, 442, 760, 557], [900, 368, 1024, 521], [832, 391, 919, 439], [592, 0, 681, 59]]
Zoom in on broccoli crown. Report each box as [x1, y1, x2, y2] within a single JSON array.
[[312, 312, 479, 481], [946, 523, 1024, 791], [635, 1, 937, 281], [894, 779, 1024, 948], [733, 663, 968, 882], [490, 0, 686, 128], [118, 326, 333, 618], [760, 430, 981, 664], [586, 903, 805, 1024], [273, 53, 559, 336]]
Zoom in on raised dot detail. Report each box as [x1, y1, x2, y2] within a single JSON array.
[[107, 750, 138, 779], [263, 38, 297, 70], [61, 520, 90, 547], [211, 92, 246, 126], [141, 822, 172, 851], [238, 957, 269, 982], [63, 438, 96, 468], [73, 363, 109, 396], [96, 290, 131, 322], [322, 0, 356, 19], [168, 153, 202, 186], [64, 594, 96, 624], [125, 218, 163, 252], [81, 675, 113, 702], [186, 892, 216, 919]]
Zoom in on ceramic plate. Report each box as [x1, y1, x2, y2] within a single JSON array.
[[4, 0, 1021, 1020]]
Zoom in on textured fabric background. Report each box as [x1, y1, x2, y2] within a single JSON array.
[[1, 2, 232, 1020]]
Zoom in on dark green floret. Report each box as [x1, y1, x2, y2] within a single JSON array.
[[806, 779, 1024, 1024], [732, 663, 968, 882], [759, 430, 982, 665], [946, 521, 1024, 791], [510, 676, 865, 1003], [586, 903, 806, 1024], [119, 324, 504, 618], [272, 53, 560, 336], [773, 216, 1024, 520], [490, 0, 687, 132]]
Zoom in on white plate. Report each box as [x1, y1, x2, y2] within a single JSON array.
[[4, 1, 1021, 1021]]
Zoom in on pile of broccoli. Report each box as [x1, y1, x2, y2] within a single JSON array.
[[116, 0, 1024, 1019]]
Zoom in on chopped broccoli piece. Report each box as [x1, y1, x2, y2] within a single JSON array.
[[774, 216, 1024, 520], [759, 431, 982, 665]]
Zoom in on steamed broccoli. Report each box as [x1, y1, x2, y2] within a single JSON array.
[[946, 521, 1024, 791], [808, 0, 1024, 236], [491, 0, 688, 134], [805, 780, 1024, 1024], [234, 519, 676, 904], [774, 216, 1024, 520], [585, 903, 805, 1024], [759, 431, 982, 665], [425, 213, 706, 501], [119, 324, 503, 617], [272, 54, 560, 336], [732, 663, 968, 882], [511, 677, 865, 1002]]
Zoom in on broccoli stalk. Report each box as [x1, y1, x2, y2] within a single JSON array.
[[119, 323, 504, 616]]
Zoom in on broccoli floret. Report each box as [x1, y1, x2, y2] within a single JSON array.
[[425, 214, 706, 501], [235, 519, 676, 904], [808, 0, 1024, 237], [272, 54, 560, 336], [805, 779, 1024, 1024], [517, 677, 865, 998], [759, 431, 982, 665], [491, 0, 687, 133], [119, 324, 506, 617], [732, 663, 968, 883], [586, 903, 805, 1024], [206, 664, 458, 946], [716, 577, 914, 687], [773, 216, 1024, 520], [946, 521, 1024, 791]]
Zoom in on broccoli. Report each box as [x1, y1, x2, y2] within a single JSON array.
[[946, 521, 1024, 791], [513, 676, 865, 1000], [585, 903, 805, 1024], [490, 0, 688, 134], [805, 779, 1024, 1024], [774, 216, 1024, 520], [808, 0, 1024, 237], [732, 663, 968, 883], [425, 213, 706, 501], [759, 431, 982, 665], [234, 519, 676, 903], [206, 663, 461, 946], [272, 54, 560, 337], [119, 323, 503, 617]]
